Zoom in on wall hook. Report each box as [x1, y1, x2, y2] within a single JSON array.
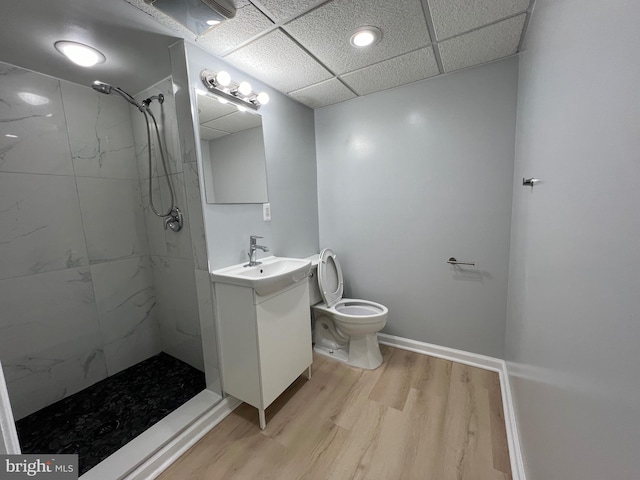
[[523, 177, 541, 188]]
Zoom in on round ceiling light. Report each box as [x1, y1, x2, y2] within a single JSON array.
[[350, 26, 382, 48], [54, 41, 106, 67]]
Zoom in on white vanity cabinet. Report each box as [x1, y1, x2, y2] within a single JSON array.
[[214, 279, 312, 429]]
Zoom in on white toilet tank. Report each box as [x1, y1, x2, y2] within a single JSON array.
[[306, 254, 322, 305]]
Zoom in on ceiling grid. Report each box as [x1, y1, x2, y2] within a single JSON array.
[[127, 0, 533, 109]]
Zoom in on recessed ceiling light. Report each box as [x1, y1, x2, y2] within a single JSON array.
[[350, 26, 382, 48], [54, 41, 106, 67]]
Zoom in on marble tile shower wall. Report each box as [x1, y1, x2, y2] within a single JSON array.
[[131, 78, 206, 373], [0, 63, 160, 420]]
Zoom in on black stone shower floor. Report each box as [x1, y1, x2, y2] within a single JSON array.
[[15, 352, 205, 475]]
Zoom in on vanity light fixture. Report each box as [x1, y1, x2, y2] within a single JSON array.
[[200, 69, 269, 111], [54, 41, 106, 67], [350, 26, 382, 48]]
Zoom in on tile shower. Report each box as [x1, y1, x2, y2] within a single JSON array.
[[0, 61, 217, 470]]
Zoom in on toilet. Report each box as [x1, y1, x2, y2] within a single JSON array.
[[309, 249, 388, 370]]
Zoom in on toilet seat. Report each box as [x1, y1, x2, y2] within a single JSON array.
[[314, 298, 387, 324], [318, 248, 344, 307]]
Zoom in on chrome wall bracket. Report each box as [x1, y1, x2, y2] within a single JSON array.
[[447, 257, 476, 266]]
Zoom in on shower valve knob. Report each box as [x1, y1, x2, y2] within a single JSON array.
[[163, 206, 183, 232]]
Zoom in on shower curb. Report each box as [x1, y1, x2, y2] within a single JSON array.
[[378, 333, 527, 480], [121, 394, 241, 480]]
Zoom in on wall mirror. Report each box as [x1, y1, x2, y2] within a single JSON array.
[[196, 90, 268, 204]]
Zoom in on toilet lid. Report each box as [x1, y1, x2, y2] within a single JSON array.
[[318, 248, 343, 308]]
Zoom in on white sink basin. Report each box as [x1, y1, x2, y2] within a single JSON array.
[[211, 256, 311, 296]]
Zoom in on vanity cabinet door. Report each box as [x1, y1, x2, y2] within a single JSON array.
[[256, 281, 312, 408]]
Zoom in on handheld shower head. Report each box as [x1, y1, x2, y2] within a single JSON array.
[[90, 81, 148, 112], [92, 81, 113, 95]]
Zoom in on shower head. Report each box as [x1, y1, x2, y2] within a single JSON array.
[[90, 81, 146, 112], [92, 81, 113, 95]]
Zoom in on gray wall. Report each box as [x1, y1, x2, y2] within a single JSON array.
[[506, 0, 640, 478], [184, 43, 319, 270], [315, 58, 518, 357]]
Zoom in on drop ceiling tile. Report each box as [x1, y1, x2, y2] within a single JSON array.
[[289, 78, 356, 108], [283, 0, 431, 75], [197, 3, 274, 55], [203, 111, 262, 133], [427, 0, 529, 40], [257, 0, 326, 22], [196, 93, 239, 123], [223, 29, 333, 94], [341, 47, 439, 96], [200, 126, 229, 141], [439, 14, 526, 73]]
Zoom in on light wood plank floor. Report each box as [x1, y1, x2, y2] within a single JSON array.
[[159, 346, 512, 480]]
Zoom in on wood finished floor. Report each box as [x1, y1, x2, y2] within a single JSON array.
[[159, 346, 512, 480]]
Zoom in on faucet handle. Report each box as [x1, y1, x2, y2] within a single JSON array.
[[250, 235, 263, 239]]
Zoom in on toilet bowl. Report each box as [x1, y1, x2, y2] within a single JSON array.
[[311, 248, 388, 370]]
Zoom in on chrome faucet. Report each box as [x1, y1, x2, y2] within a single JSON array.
[[245, 235, 269, 267]]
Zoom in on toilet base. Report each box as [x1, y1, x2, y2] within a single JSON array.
[[313, 333, 383, 370], [347, 333, 383, 369], [313, 344, 349, 364]]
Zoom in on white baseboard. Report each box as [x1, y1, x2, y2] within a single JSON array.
[[377, 333, 526, 480], [124, 395, 242, 480]]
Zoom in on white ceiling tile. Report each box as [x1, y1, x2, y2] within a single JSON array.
[[224, 29, 333, 94], [197, 3, 274, 55], [203, 111, 262, 133], [257, 0, 326, 22], [289, 78, 356, 108], [427, 0, 529, 40], [196, 93, 239, 123], [341, 47, 439, 96], [200, 126, 229, 141], [283, 0, 431, 75], [439, 14, 526, 73]]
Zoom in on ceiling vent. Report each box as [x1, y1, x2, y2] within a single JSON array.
[[144, 0, 236, 35]]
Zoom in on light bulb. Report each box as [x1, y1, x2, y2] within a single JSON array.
[[215, 71, 231, 87], [238, 81, 252, 96], [256, 92, 270, 105]]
